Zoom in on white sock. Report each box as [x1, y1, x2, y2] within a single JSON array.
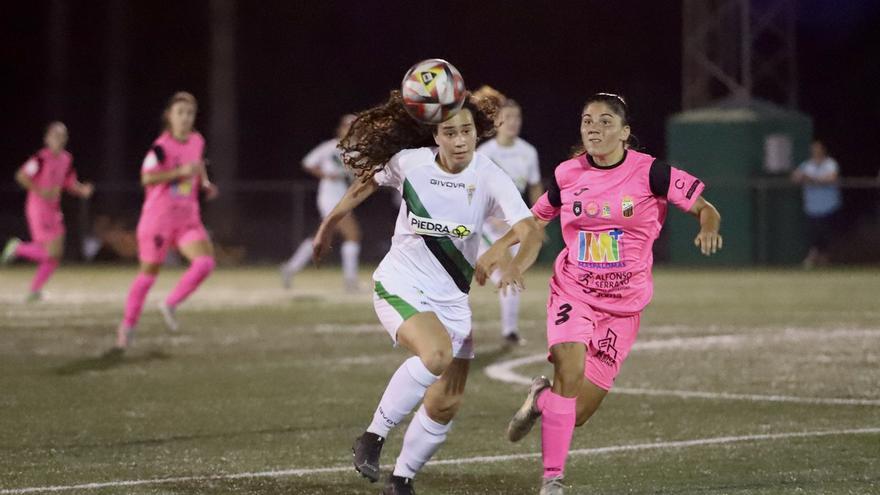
[[499, 287, 521, 337], [367, 356, 440, 438], [393, 405, 452, 479], [489, 268, 521, 337], [284, 237, 314, 273], [341, 240, 360, 283]]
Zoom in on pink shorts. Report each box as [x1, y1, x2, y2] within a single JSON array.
[[136, 215, 210, 264], [26, 206, 64, 243], [545, 285, 641, 390]]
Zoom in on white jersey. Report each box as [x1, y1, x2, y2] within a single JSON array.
[[302, 139, 349, 216], [373, 148, 532, 303], [476, 137, 540, 194]]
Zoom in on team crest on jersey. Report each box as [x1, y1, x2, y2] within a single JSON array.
[[573, 201, 582, 216], [576, 229, 625, 268], [601, 202, 611, 218], [467, 184, 476, 204], [622, 196, 634, 218], [586, 201, 600, 217]]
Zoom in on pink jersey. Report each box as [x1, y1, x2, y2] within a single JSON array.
[[532, 149, 705, 315], [140, 131, 205, 221], [19, 148, 77, 212]]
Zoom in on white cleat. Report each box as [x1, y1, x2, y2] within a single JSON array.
[[158, 302, 179, 332], [540, 475, 565, 495], [115, 323, 136, 349], [507, 375, 551, 442], [1, 238, 21, 265]]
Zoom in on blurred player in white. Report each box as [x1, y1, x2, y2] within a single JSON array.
[[281, 114, 361, 291], [476, 93, 543, 345]]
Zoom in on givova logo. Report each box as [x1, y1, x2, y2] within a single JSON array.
[[577, 229, 624, 265]]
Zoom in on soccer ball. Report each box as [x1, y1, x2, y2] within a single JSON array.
[[401, 59, 467, 124]]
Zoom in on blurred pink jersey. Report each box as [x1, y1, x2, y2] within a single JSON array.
[[140, 131, 205, 221], [19, 148, 77, 212], [532, 150, 705, 315]]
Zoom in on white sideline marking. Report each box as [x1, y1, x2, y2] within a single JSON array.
[[1, 427, 878, 494], [484, 330, 880, 406]]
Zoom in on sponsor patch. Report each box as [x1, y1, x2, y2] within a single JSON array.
[[408, 212, 474, 239]]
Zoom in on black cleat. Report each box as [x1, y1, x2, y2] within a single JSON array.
[[100, 347, 126, 360], [383, 474, 416, 495], [503, 332, 526, 346], [352, 432, 384, 482]]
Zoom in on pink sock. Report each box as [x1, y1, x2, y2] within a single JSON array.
[[540, 391, 577, 479], [30, 259, 59, 292], [122, 273, 157, 328], [165, 256, 215, 308], [16, 242, 48, 263]]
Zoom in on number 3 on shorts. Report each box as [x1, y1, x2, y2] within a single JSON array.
[[555, 303, 572, 325]]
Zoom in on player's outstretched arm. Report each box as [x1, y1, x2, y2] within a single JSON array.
[[475, 216, 548, 287], [313, 178, 378, 265], [70, 180, 94, 199], [496, 217, 544, 294], [689, 196, 723, 256]]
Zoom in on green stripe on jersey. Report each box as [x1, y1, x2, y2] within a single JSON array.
[[374, 281, 418, 320], [402, 179, 475, 292], [402, 179, 430, 218]]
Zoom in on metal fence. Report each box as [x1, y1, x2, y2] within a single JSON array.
[[1, 178, 879, 266]]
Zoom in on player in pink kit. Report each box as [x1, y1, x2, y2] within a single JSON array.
[[2, 122, 94, 301], [478, 93, 722, 494], [112, 92, 218, 352]]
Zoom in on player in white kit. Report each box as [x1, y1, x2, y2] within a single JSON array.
[[281, 114, 361, 291], [312, 91, 543, 495], [476, 97, 543, 345]]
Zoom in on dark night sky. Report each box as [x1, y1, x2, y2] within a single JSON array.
[[1, 0, 879, 186]]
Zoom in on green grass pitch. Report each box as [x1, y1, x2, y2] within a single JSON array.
[[1, 265, 878, 494]]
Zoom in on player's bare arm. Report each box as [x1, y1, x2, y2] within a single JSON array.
[[689, 196, 723, 256]]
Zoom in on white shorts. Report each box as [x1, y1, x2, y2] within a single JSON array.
[[317, 192, 343, 218], [372, 278, 474, 360]]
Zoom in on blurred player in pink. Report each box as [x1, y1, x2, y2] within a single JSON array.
[[112, 92, 218, 352], [478, 93, 722, 494], [2, 122, 94, 301]]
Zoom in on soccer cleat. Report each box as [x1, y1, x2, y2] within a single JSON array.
[[1, 238, 21, 265], [280, 263, 294, 290], [352, 432, 384, 482], [503, 332, 526, 346], [507, 375, 551, 442], [383, 474, 416, 495], [101, 346, 126, 360], [540, 475, 565, 495], [158, 302, 179, 332], [344, 278, 361, 293], [25, 291, 42, 303], [115, 323, 136, 349]]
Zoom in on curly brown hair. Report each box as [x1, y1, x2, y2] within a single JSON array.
[[340, 90, 499, 181]]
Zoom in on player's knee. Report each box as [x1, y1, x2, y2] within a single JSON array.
[[421, 346, 453, 376], [555, 360, 585, 387], [195, 255, 216, 274]]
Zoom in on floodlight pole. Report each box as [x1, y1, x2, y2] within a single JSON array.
[[682, 0, 797, 109]]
